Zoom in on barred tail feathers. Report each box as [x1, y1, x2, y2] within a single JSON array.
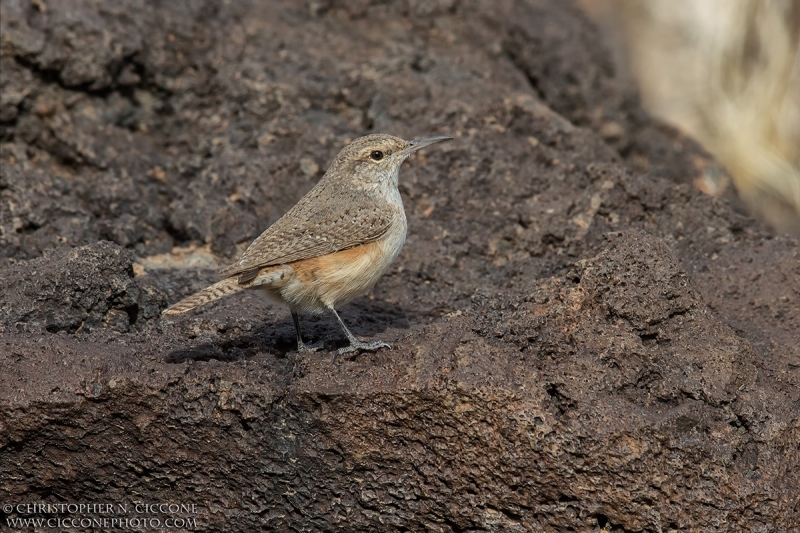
[[162, 277, 243, 316]]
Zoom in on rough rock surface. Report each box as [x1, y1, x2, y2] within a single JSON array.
[[1, 0, 798, 531]]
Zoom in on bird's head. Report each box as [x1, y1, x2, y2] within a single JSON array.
[[328, 133, 452, 188]]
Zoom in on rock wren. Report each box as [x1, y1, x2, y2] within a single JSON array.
[[163, 133, 452, 359]]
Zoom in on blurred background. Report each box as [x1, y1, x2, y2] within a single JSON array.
[[581, 0, 800, 234]]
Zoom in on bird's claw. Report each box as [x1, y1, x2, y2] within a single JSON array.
[[332, 339, 391, 362], [297, 340, 326, 353]]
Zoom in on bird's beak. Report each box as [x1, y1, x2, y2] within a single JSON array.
[[404, 135, 453, 155]]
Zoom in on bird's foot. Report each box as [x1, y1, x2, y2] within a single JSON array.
[[333, 339, 391, 362], [297, 339, 326, 353]]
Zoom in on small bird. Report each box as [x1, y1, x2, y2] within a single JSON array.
[[163, 133, 452, 359]]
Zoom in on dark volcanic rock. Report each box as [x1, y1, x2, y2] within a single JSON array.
[[1, 0, 798, 531], [0, 241, 166, 334]]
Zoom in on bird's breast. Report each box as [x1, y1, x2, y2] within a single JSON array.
[[279, 209, 406, 310]]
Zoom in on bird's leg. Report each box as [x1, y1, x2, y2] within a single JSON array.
[[292, 311, 323, 353], [327, 305, 390, 362]]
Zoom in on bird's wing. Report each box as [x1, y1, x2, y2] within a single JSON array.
[[219, 181, 394, 282]]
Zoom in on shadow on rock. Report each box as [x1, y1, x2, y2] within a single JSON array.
[[164, 298, 412, 363]]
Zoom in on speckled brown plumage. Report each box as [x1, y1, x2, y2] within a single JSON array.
[[164, 133, 452, 359], [221, 184, 395, 284]]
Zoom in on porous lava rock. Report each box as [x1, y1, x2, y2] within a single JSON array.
[[1, 1, 797, 531]]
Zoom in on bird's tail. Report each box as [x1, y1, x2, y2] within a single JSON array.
[[162, 277, 243, 316]]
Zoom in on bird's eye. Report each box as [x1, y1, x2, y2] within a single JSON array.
[[370, 150, 384, 161]]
